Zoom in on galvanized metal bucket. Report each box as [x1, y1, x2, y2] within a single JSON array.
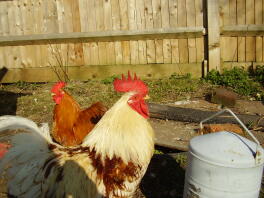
[[183, 109, 264, 198]]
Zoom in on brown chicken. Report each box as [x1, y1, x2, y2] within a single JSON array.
[[51, 82, 107, 146]]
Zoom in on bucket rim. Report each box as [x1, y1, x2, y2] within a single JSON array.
[[188, 149, 264, 168]]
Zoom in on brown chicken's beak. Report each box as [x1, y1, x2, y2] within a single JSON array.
[[144, 95, 150, 100], [51, 93, 56, 96]]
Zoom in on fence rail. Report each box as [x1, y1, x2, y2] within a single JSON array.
[[0, 0, 263, 83], [0, 27, 205, 46]]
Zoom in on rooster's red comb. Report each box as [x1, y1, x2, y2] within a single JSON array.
[[113, 71, 148, 95], [51, 81, 66, 93]]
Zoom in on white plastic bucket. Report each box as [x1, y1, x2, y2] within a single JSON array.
[[183, 109, 264, 198]]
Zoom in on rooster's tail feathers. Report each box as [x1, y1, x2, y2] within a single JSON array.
[[0, 115, 56, 197], [0, 116, 51, 140]]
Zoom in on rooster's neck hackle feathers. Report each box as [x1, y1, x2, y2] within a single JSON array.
[[82, 92, 154, 164]]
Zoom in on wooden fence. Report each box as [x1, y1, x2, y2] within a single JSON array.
[[0, 0, 263, 82]]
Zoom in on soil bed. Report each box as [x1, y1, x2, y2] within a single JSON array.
[[0, 78, 263, 197]]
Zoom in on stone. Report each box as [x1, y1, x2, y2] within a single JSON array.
[[211, 88, 237, 107]]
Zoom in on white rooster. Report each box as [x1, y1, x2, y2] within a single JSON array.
[[0, 72, 154, 198]]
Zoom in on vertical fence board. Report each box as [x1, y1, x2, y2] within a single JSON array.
[[104, 0, 116, 65], [6, 1, 15, 68], [263, 0, 264, 62], [255, 0, 263, 62], [90, 42, 100, 65], [86, 0, 97, 32], [186, 0, 196, 63], [71, 1, 81, 31], [26, 0, 38, 68], [155, 39, 163, 63], [47, 0, 59, 33], [44, 0, 54, 67], [122, 41, 131, 64], [71, 0, 84, 66], [98, 42, 107, 65], [195, 0, 204, 62], [207, 0, 220, 71], [56, 0, 64, 33], [161, 0, 171, 64], [0, 3, 4, 68], [169, 0, 179, 63], [83, 42, 91, 66], [178, 0, 188, 63], [128, 0, 139, 64], [120, 0, 130, 64], [111, 0, 123, 64], [19, 0, 28, 67], [46, 0, 60, 67], [0, 3, 3, 36], [246, 0, 255, 62], [152, 0, 163, 63], [16, 0, 24, 68], [78, 0, 88, 32], [80, 0, 90, 65], [87, 0, 99, 65], [229, 0, 237, 62], [10, 1, 22, 68], [55, 0, 67, 67], [95, 0, 107, 65], [136, 0, 147, 64], [171, 39, 180, 63], [220, 0, 233, 62], [106, 42, 116, 65], [144, 0, 156, 63], [32, 0, 43, 67], [0, 0, 5, 70], [237, 0, 246, 62]]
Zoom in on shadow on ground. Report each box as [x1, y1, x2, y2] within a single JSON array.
[[0, 91, 29, 116], [140, 154, 185, 198], [0, 68, 27, 115]]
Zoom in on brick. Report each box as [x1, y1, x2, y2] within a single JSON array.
[[198, 123, 244, 136]]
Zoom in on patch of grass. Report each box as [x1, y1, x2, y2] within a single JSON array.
[[12, 81, 45, 91], [205, 67, 264, 100], [147, 73, 205, 103], [101, 75, 120, 84], [154, 149, 164, 154], [0, 73, 211, 124]]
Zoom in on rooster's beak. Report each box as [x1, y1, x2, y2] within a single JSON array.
[[144, 95, 150, 100], [51, 93, 55, 96]]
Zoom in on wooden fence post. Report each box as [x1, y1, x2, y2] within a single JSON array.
[[207, 0, 221, 71]]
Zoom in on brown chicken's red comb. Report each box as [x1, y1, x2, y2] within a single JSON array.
[[51, 81, 66, 93], [113, 71, 148, 95]]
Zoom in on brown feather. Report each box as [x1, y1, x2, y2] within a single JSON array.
[[52, 90, 107, 146], [73, 102, 107, 144]]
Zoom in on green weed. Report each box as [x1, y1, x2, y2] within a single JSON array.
[[147, 73, 202, 103], [101, 75, 120, 84], [251, 65, 264, 84], [205, 67, 264, 100]]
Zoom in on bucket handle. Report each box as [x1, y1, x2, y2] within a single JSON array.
[[200, 108, 262, 165]]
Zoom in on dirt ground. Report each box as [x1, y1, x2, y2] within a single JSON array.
[[0, 81, 263, 197]]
